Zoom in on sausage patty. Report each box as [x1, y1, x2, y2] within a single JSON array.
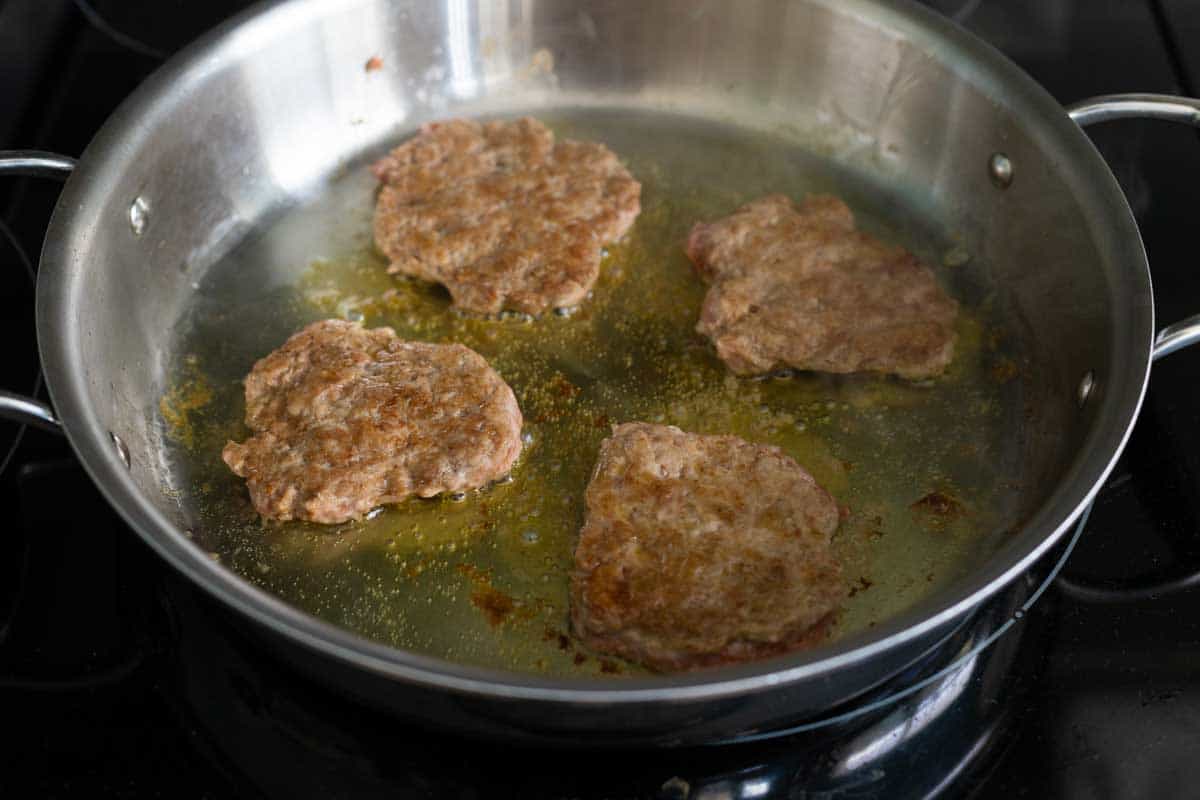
[[685, 194, 958, 379], [570, 423, 844, 672], [221, 320, 523, 524], [372, 117, 641, 315]]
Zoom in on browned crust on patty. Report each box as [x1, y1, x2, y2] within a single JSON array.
[[570, 423, 845, 672], [685, 194, 958, 379], [221, 319, 523, 524], [372, 117, 641, 315]]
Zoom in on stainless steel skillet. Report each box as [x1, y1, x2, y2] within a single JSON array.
[[2, 0, 1199, 745]]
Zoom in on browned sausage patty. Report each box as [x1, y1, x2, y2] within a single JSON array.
[[221, 320, 523, 524], [685, 194, 958, 379], [372, 117, 641, 315], [570, 423, 844, 672]]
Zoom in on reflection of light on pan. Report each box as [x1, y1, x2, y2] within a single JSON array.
[[927, 730, 994, 797], [837, 650, 977, 774], [230, 2, 410, 198], [741, 777, 772, 798], [1057, 568, 1200, 603], [447, 0, 478, 99]]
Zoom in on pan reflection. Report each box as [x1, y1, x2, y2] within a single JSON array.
[[836, 651, 978, 774], [446, 0, 477, 99]]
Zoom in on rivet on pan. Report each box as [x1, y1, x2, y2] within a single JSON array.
[[129, 196, 150, 237], [1077, 371, 1095, 408], [109, 431, 131, 469], [988, 153, 1013, 189]]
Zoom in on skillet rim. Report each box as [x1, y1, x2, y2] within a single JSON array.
[[34, 0, 1153, 704]]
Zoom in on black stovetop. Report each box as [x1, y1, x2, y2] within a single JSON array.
[[2, 1, 1199, 797]]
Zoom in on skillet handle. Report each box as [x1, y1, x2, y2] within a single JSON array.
[[1066, 94, 1200, 361], [1058, 97, 1200, 603], [0, 150, 76, 433]]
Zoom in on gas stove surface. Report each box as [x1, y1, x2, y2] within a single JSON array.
[[2, 1, 1199, 798]]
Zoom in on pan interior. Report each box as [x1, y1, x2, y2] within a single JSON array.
[[158, 106, 1029, 678]]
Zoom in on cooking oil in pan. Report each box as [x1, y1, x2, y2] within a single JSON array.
[[161, 109, 1027, 677]]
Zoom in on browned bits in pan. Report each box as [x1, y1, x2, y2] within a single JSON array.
[[910, 490, 964, 529], [471, 586, 516, 627], [991, 357, 1020, 384], [847, 576, 875, 598]]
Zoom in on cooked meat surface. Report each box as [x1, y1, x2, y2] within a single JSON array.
[[221, 319, 522, 524], [570, 423, 844, 672], [372, 117, 641, 315], [685, 194, 958, 379]]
